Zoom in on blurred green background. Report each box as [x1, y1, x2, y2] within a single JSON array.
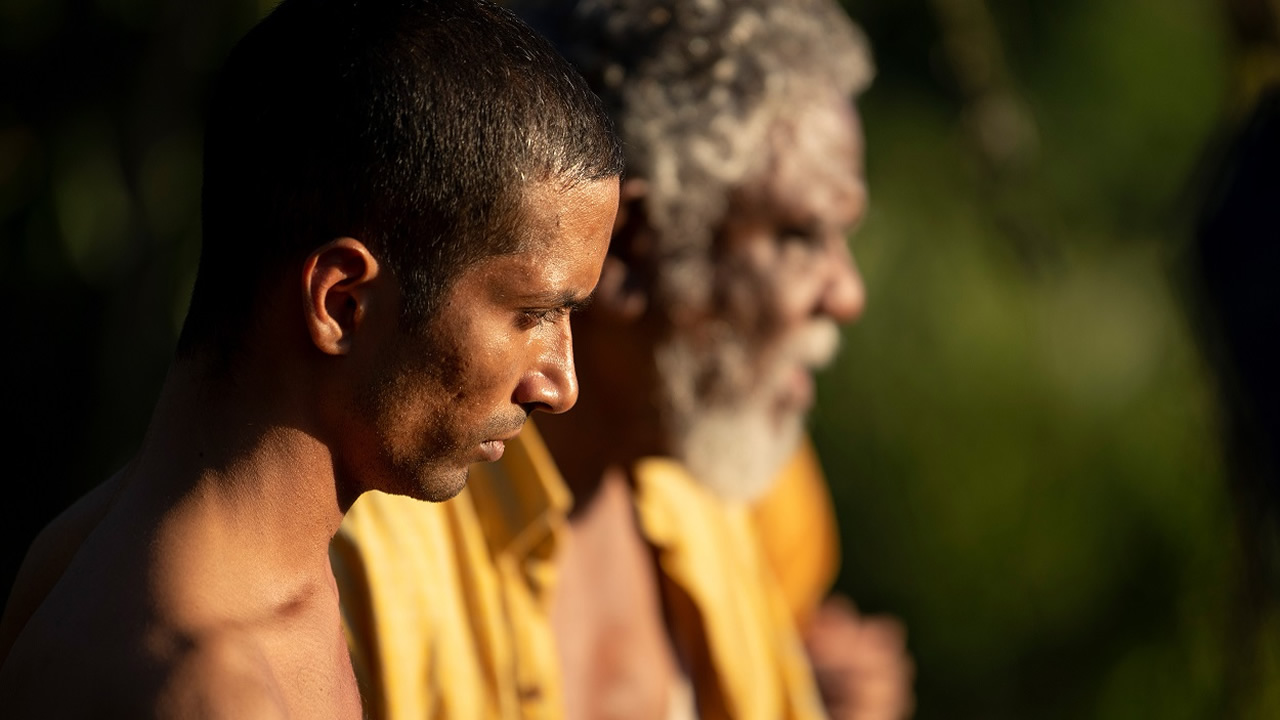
[[2, 0, 1277, 717]]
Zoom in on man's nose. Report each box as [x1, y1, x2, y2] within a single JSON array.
[[819, 239, 866, 324], [513, 333, 580, 415]]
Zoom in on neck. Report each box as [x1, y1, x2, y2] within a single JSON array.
[[122, 354, 344, 581]]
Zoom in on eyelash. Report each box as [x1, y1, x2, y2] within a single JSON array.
[[519, 306, 570, 328], [781, 229, 822, 248]]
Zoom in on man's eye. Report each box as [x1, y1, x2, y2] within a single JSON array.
[[518, 307, 569, 328], [778, 232, 826, 265], [779, 227, 821, 248]]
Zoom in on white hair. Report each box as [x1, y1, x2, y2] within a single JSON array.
[[514, 0, 874, 306]]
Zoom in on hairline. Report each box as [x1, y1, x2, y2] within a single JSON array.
[[397, 167, 621, 331]]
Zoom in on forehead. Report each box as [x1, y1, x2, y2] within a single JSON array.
[[457, 177, 618, 300], [741, 99, 865, 228], [515, 177, 618, 258]]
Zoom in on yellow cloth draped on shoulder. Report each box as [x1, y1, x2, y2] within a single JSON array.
[[331, 423, 840, 719]]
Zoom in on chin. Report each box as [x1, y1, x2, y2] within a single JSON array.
[[416, 465, 471, 503], [376, 458, 470, 503]]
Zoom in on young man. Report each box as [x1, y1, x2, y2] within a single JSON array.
[[0, 1, 621, 717], [334, 1, 912, 719]]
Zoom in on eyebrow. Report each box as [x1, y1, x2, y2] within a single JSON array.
[[524, 289, 595, 311]]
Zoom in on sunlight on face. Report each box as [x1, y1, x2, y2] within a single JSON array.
[[357, 178, 619, 502]]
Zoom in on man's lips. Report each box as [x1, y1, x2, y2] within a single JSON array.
[[478, 439, 506, 462], [476, 418, 527, 463]]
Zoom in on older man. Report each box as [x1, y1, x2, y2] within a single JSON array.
[[0, 1, 621, 717], [333, 1, 912, 718]]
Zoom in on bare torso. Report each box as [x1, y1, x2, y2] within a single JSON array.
[[0, 471, 362, 719], [550, 470, 694, 720]]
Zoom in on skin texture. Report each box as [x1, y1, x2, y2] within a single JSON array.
[[541, 100, 912, 720], [0, 177, 618, 719]]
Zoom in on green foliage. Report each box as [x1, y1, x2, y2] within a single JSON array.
[[815, 0, 1273, 716]]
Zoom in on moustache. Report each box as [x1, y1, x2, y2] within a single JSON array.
[[783, 318, 842, 370], [481, 409, 530, 441]]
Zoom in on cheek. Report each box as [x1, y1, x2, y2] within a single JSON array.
[[714, 230, 820, 332], [773, 254, 828, 321], [449, 327, 531, 406], [714, 254, 794, 340], [421, 312, 505, 400], [354, 361, 444, 463]]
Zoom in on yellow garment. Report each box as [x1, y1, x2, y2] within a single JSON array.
[[332, 424, 833, 720], [751, 440, 842, 629]]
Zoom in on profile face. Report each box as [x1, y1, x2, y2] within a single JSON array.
[[658, 99, 867, 501], [357, 177, 619, 502]]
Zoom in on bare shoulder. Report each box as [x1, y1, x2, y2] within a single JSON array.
[[153, 631, 291, 720], [0, 475, 122, 662]]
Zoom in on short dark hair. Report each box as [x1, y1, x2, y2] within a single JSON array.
[[179, 0, 623, 357]]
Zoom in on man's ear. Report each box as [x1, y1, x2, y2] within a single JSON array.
[[595, 178, 653, 322], [301, 237, 381, 355]]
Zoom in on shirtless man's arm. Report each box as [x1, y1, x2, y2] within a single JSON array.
[[0, 474, 122, 664]]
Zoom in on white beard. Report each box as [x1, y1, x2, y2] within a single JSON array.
[[655, 318, 841, 504], [677, 398, 805, 503]]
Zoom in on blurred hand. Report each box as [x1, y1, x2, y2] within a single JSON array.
[[803, 595, 915, 720]]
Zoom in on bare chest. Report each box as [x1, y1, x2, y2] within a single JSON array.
[[234, 594, 365, 719], [1, 561, 363, 719], [282, 657, 363, 719]]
